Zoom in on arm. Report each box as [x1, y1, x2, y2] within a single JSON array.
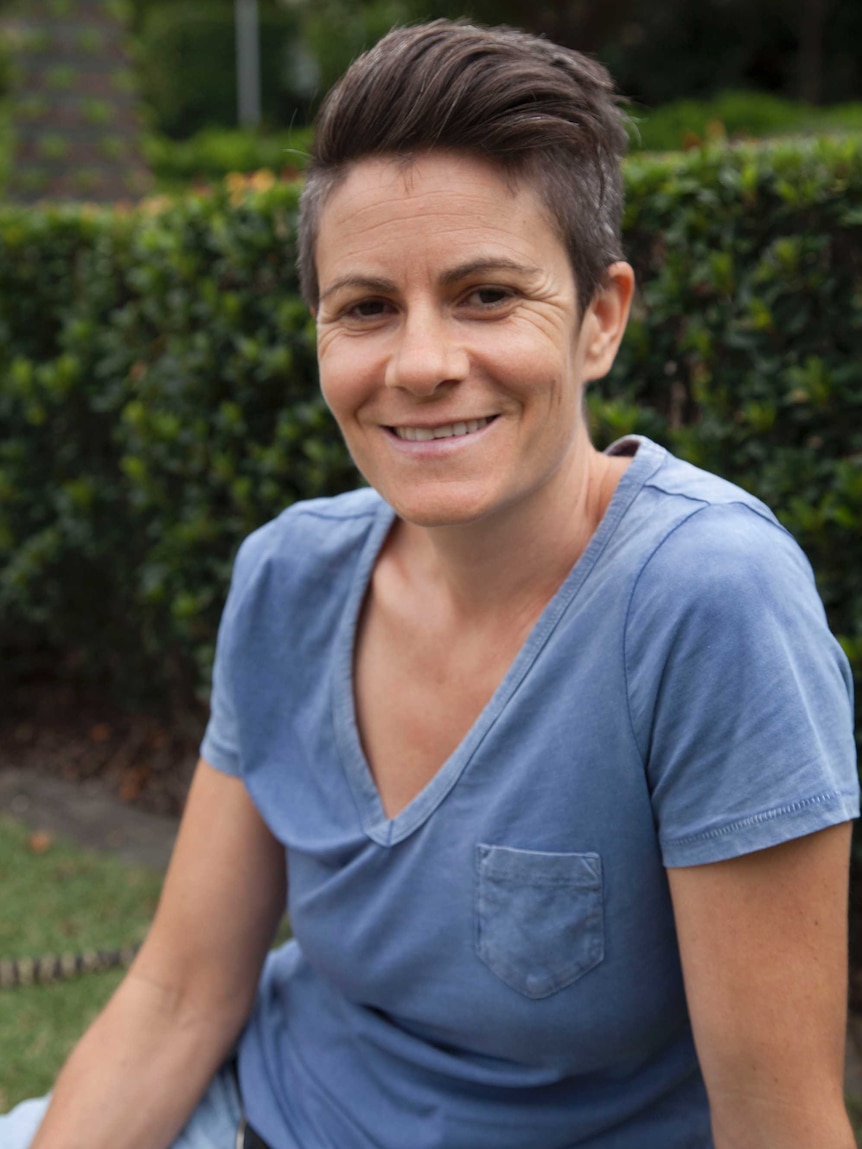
[[667, 822, 855, 1149], [30, 757, 286, 1149]]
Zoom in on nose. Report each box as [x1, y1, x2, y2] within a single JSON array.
[[384, 310, 469, 396]]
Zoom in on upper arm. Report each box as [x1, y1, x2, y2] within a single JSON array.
[[667, 823, 855, 1148], [625, 503, 857, 1144], [131, 757, 286, 1022]]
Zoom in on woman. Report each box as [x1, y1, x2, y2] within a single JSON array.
[[5, 19, 858, 1149]]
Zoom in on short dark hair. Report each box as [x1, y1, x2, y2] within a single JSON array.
[[297, 19, 629, 313]]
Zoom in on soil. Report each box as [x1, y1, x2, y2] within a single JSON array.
[[0, 678, 203, 820]]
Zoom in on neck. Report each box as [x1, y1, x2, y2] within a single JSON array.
[[390, 437, 629, 624]]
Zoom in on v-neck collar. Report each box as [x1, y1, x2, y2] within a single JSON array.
[[331, 436, 664, 846]]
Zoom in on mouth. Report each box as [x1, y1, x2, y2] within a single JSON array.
[[389, 416, 496, 442]]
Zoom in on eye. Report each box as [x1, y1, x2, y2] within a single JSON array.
[[344, 298, 393, 320], [463, 285, 516, 309]]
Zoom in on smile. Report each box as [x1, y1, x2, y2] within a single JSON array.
[[391, 417, 495, 442]]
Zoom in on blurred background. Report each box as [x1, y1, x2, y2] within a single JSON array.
[[1, 0, 861, 198], [0, 2, 861, 1117]]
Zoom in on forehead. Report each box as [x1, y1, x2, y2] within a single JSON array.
[[315, 151, 567, 283]]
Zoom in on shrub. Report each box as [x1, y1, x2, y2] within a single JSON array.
[[632, 90, 862, 152], [143, 126, 312, 192], [0, 100, 11, 193], [0, 184, 357, 703], [109, 183, 356, 691], [0, 137, 859, 755], [0, 207, 137, 680]]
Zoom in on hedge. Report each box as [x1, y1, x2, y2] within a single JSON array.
[[0, 179, 354, 702], [1, 138, 860, 754], [631, 90, 862, 152], [142, 127, 313, 193]]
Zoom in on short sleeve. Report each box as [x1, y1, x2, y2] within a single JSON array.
[[625, 502, 858, 866], [199, 533, 260, 777]]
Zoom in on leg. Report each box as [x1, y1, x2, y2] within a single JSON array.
[[0, 1095, 50, 1148], [0, 1061, 243, 1149]]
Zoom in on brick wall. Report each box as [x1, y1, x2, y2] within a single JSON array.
[[5, 0, 152, 203]]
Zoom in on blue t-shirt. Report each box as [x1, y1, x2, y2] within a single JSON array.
[[201, 436, 858, 1149]]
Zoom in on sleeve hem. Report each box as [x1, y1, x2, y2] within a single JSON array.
[[661, 790, 860, 867], [200, 732, 242, 778]]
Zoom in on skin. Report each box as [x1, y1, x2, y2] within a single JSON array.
[[668, 825, 854, 1148], [27, 150, 854, 1149], [315, 151, 635, 818], [314, 151, 631, 537]]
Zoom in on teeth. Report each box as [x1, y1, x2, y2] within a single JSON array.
[[394, 417, 491, 441]]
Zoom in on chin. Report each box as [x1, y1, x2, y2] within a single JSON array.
[[374, 482, 487, 526], [383, 488, 498, 529], [393, 505, 489, 530]]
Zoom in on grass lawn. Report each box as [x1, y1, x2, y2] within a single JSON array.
[[0, 814, 163, 1111]]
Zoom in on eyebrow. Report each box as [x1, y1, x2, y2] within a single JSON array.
[[439, 258, 543, 286], [318, 259, 542, 303], [318, 275, 397, 304]]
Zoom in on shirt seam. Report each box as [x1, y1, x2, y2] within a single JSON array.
[[661, 789, 856, 848], [643, 479, 794, 540], [283, 495, 381, 525], [290, 506, 379, 523]]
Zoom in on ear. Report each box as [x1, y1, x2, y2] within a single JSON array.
[[580, 262, 635, 384]]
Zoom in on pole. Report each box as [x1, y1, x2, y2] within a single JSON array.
[[799, 0, 831, 104], [236, 0, 261, 127]]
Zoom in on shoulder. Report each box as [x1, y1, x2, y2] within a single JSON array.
[[229, 487, 388, 599], [621, 443, 853, 753], [619, 440, 816, 613], [623, 490, 842, 716], [636, 502, 814, 613]]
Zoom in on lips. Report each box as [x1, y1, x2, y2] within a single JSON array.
[[391, 416, 495, 442]]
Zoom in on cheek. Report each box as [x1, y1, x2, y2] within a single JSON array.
[[318, 373, 355, 429], [318, 339, 375, 412], [317, 356, 349, 424], [482, 341, 575, 413], [319, 367, 391, 463], [474, 318, 571, 374]]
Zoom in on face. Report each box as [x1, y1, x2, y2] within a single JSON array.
[[314, 151, 626, 529]]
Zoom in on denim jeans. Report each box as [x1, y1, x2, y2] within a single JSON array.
[[0, 1061, 242, 1149]]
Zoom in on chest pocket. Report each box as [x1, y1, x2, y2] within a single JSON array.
[[476, 845, 604, 1000]]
